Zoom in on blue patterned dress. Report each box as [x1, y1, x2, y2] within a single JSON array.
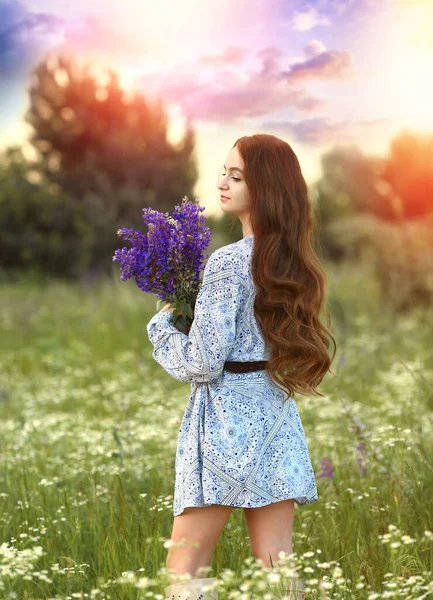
[[146, 234, 319, 517]]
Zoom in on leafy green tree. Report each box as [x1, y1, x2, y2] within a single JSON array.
[[312, 132, 433, 309], [17, 52, 198, 274], [313, 132, 433, 261], [0, 146, 93, 278]]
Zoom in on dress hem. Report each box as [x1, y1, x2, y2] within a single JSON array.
[[173, 494, 319, 517]]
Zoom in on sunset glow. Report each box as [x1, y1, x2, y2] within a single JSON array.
[[1, 0, 432, 214]]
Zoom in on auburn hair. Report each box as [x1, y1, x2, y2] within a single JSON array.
[[228, 133, 336, 399]]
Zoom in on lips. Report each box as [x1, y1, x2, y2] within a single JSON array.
[[220, 195, 230, 200]]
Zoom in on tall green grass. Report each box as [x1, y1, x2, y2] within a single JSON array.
[[0, 260, 432, 599]]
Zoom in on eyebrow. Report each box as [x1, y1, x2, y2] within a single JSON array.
[[223, 164, 244, 174]]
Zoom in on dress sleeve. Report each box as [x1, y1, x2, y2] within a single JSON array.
[[146, 246, 246, 383]]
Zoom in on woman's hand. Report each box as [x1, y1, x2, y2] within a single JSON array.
[[161, 302, 175, 313]]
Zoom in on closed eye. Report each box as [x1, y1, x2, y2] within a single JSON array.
[[221, 172, 241, 181]]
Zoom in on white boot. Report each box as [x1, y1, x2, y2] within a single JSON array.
[[268, 575, 306, 599], [165, 576, 218, 600], [287, 576, 306, 599]]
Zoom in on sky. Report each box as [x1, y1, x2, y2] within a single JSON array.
[[1, 0, 432, 216]]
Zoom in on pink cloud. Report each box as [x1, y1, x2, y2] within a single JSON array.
[[303, 39, 327, 59], [136, 46, 351, 123], [198, 47, 250, 67], [291, 7, 332, 31], [57, 14, 168, 60], [138, 61, 323, 124], [260, 115, 393, 145], [282, 50, 353, 81]]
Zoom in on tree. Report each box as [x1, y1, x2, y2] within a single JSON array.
[[19, 52, 198, 274], [0, 146, 93, 278], [381, 131, 433, 220]]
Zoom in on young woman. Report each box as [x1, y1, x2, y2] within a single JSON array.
[[146, 133, 336, 600]]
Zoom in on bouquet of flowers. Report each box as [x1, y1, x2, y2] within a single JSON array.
[[112, 196, 211, 334]]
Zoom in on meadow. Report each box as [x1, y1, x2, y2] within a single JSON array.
[[0, 259, 432, 600]]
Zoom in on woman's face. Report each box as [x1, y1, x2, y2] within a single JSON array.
[[217, 145, 251, 218]]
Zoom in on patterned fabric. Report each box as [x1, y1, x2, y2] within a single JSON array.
[[146, 235, 319, 516]]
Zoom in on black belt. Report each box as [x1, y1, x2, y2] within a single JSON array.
[[224, 361, 268, 373]]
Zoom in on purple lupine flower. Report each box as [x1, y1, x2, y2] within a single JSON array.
[[356, 443, 368, 477], [113, 196, 211, 332], [319, 457, 334, 479]]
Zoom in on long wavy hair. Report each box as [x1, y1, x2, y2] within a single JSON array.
[[228, 133, 336, 399]]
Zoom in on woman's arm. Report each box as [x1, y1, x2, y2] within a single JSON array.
[[146, 246, 246, 383]]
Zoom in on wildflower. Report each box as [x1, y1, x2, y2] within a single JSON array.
[[135, 576, 150, 588], [113, 196, 211, 333], [319, 457, 334, 478], [332, 566, 343, 578], [321, 580, 334, 589], [401, 535, 416, 544], [267, 573, 280, 584]]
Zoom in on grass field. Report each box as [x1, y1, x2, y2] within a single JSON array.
[[0, 261, 432, 599]]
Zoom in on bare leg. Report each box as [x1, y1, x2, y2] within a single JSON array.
[[244, 499, 295, 568], [166, 504, 234, 584]]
